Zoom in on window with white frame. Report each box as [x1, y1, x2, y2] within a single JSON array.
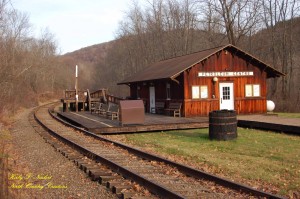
[[245, 84, 260, 97], [192, 86, 200, 99], [200, 85, 208, 98], [192, 85, 208, 99]]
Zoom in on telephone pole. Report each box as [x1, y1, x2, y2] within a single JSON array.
[[75, 65, 78, 112]]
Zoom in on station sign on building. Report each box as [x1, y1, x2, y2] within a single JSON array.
[[118, 44, 284, 117]]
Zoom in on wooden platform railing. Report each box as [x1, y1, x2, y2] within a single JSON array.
[[107, 94, 123, 105], [61, 90, 88, 112], [87, 89, 124, 112], [63, 90, 87, 101], [90, 89, 108, 99], [88, 89, 123, 105]]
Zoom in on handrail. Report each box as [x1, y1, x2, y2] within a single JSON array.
[[63, 90, 87, 101]]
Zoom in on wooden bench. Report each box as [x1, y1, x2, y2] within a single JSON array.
[[165, 102, 182, 117], [151, 102, 165, 114], [90, 102, 102, 114], [106, 105, 119, 120], [99, 103, 110, 116]]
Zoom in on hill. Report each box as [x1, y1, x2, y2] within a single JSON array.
[[59, 41, 115, 91], [63, 42, 114, 64]]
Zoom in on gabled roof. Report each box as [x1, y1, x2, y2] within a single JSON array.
[[118, 44, 284, 85]]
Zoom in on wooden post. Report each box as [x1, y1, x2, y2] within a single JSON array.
[[87, 89, 91, 111], [75, 65, 78, 112]]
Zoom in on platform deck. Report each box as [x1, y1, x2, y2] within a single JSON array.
[[57, 111, 300, 135], [57, 111, 209, 134], [237, 114, 300, 135]]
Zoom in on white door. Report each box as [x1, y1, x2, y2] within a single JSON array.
[[149, 86, 155, 113], [219, 83, 234, 110]]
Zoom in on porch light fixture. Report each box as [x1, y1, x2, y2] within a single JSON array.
[[213, 77, 218, 82]]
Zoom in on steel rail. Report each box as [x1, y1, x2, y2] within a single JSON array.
[[36, 104, 185, 198], [44, 103, 283, 199]]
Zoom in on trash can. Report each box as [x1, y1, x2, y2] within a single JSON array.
[[209, 110, 237, 140]]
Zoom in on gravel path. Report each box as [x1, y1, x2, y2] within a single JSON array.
[[7, 108, 117, 199]]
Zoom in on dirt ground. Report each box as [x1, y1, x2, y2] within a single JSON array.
[[0, 108, 117, 199]]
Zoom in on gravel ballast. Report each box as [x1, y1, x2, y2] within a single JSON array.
[[6, 108, 117, 199]]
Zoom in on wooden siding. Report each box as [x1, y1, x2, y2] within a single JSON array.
[[129, 48, 269, 117], [183, 49, 267, 117]]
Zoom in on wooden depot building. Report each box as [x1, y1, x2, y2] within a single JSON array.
[[118, 44, 284, 117]]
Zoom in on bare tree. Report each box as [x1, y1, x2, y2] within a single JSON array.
[[197, 0, 261, 45], [0, 1, 63, 114], [258, 0, 300, 110]]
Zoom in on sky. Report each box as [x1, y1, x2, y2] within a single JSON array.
[[12, 0, 135, 54]]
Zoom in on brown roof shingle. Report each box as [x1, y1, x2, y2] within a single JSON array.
[[118, 44, 284, 85]]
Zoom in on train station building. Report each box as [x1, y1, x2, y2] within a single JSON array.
[[118, 44, 284, 117]]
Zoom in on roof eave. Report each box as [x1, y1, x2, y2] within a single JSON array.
[[117, 77, 172, 85], [226, 45, 285, 78]]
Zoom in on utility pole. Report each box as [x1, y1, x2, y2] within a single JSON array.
[[75, 65, 78, 112]]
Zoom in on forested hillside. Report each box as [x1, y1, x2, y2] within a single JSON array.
[[63, 0, 300, 112], [59, 42, 114, 91]]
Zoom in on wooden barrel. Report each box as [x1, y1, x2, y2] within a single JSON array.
[[209, 110, 237, 140]]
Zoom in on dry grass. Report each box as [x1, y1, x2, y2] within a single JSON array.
[[124, 128, 300, 197], [0, 124, 12, 199]]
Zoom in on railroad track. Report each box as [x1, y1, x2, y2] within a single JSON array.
[[30, 102, 283, 199]]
